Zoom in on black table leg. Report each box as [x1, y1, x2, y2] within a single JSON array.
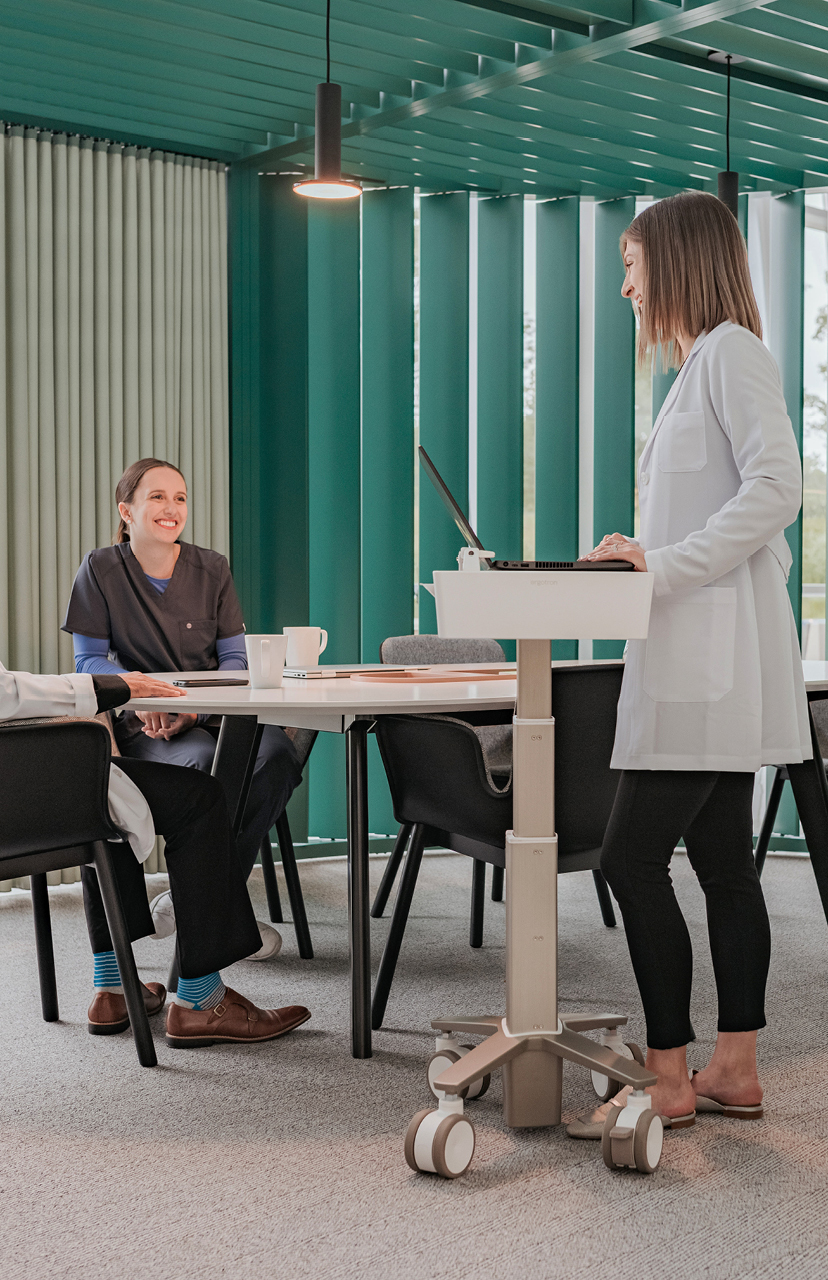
[[346, 719, 372, 1059]]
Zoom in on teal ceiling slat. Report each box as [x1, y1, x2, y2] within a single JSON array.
[[0, 5, 383, 108], [677, 18, 828, 81], [733, 4, 828, 54], [0, 24, 316, 129], [0, 55, 292, 139], [441, 96, 828, 184], [48, 0, 450, 88], [389, 111, 707, 189], [169, 0, 485, 75]]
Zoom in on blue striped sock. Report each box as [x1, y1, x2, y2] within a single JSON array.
[[174, 973, 226, 1011], [93, 950, 123, 993]]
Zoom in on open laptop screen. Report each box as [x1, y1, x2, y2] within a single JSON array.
[[418, 446, 491, 566]]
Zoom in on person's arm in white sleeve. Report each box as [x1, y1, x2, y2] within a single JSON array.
[[644, 329, 802, 596], [0, 665, 100, 720]]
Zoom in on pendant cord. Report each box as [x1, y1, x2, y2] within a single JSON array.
[[726, 54, 732, 172], [326, 0, 331, 83]]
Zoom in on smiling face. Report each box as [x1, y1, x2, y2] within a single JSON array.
[[621, 237, 645, 318], [119, 466, 188, 547]]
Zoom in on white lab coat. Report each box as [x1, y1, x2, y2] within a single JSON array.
[[611, 321, 812, 772], [0, 662, 156, 860]]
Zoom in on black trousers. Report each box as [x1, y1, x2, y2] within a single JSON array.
[[600, 770, 770, 1051], [81, 758, 261, 979]]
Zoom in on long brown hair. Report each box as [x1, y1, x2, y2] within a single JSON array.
[[113, 458, 187, 544], [621, 192, 762, 369]]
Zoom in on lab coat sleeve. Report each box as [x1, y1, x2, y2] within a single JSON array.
[[0, 666, 99, 720], [644, 329, 802, 596]]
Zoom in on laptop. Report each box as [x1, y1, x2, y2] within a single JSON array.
[[418, 446, 633, 572]]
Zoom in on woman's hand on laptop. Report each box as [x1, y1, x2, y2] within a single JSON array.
[[582, 533, 647, 572]]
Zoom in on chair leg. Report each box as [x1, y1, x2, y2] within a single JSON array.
[[93, 841, 157, 1068], [370, 823, 412, 919], [491, 864, 504, 902], [260, 833, 283, 923], [274, 812, 314, 959], [371, 824, 426, 1031], [592, 869, 616, 928], [30, 873, 59, 1022], [167, 947, 180, 998], [755, 767, 785, 878], [470, 859, 486, 948]]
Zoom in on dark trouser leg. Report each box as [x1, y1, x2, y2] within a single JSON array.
[[81, 759, 260, 979], [600, 770, 720, 1050], [683, 772, 770, 1034], [118, 723, 301, 884], [235, 726, 301, 880]]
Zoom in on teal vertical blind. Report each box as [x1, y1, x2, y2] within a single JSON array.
[[769, 190, 805, 635], [535, 197, 579, 660], [360, 186, 415, 834], [476, 195, 523, 561], [418, 192, 469, 634], [360, 187, 415, 661], [593, 197, 635, 660]]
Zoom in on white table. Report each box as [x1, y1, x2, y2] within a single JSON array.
[[128, 659, 828, 1061]]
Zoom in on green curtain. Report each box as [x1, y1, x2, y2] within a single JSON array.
[[0, 125, 229, 888]]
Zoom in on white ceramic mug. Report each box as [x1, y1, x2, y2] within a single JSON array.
[[244, 634, 289, 689], [283, 626, 329, 669]]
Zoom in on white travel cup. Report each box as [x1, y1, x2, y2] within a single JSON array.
[[283, 626, 329, 668], [244, 634, 289, 689]]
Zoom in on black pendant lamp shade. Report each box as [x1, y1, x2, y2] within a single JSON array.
[[294, 2, 360, 199], [709, 51, 740, 220]]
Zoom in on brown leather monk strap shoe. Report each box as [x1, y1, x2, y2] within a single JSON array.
[[87, 983, 167, 1036], [165, 987, 311, 1048]]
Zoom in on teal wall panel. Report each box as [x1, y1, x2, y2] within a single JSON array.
[[361, 187, 415, 660], [361, 186, 415, 836], [307, 198, 362, 839], [476, 195, 523, 562], [535, 197, 579, 660], [418, 192, 469, 634], [769, 190, 804, 637], [593, 197, 635, 659]]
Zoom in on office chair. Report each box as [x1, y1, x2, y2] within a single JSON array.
[[257, 727, 317, 959], [0, 716, 156, 1067], [370, 663, 624, 1030], [371, 636, 510, 925]]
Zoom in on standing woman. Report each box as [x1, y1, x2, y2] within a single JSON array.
[[569, 192, 810, 1135], [63, 458, 302, 959]]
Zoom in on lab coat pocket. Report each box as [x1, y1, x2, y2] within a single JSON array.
[[643, 587, 737, 703], [657, 411, 707, 472]]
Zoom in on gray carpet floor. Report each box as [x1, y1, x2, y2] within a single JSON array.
[[2, 850, 828, 1280]]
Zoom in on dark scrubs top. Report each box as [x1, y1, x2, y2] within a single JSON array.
[[62, 541, 245, 674]]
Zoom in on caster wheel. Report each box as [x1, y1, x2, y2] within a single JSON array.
[[601, 1103, 663, 1174], [404, 1108, 476, 1178], [427, 1045, 490, 1101], [591, 1040, 645, 1101], [427, 1050, 468, 1100]]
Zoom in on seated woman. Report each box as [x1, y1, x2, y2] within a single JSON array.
[[62, 457, 302, 960], [0, 661, 309, 1045]]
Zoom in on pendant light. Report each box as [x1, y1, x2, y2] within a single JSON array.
[[708, 51, 742, 219], [294, 0, 361, 199]]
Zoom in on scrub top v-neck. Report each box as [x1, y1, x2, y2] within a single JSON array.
[[62, 541, 245, 674]]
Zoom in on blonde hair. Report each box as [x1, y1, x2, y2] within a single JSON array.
[[621, 192, 761, 369]]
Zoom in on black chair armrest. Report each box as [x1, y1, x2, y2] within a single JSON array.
[[0, 719, 118, 857]]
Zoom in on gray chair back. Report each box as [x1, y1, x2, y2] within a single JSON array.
[[380, 635, 506, 666]]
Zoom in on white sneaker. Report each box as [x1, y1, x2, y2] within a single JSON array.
[[149, 890, 177, 939], [247, 920, 282, 960], [149, 889, 281, 959]]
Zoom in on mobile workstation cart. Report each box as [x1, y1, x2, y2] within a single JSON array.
[[405, 563, 662, 1177]]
